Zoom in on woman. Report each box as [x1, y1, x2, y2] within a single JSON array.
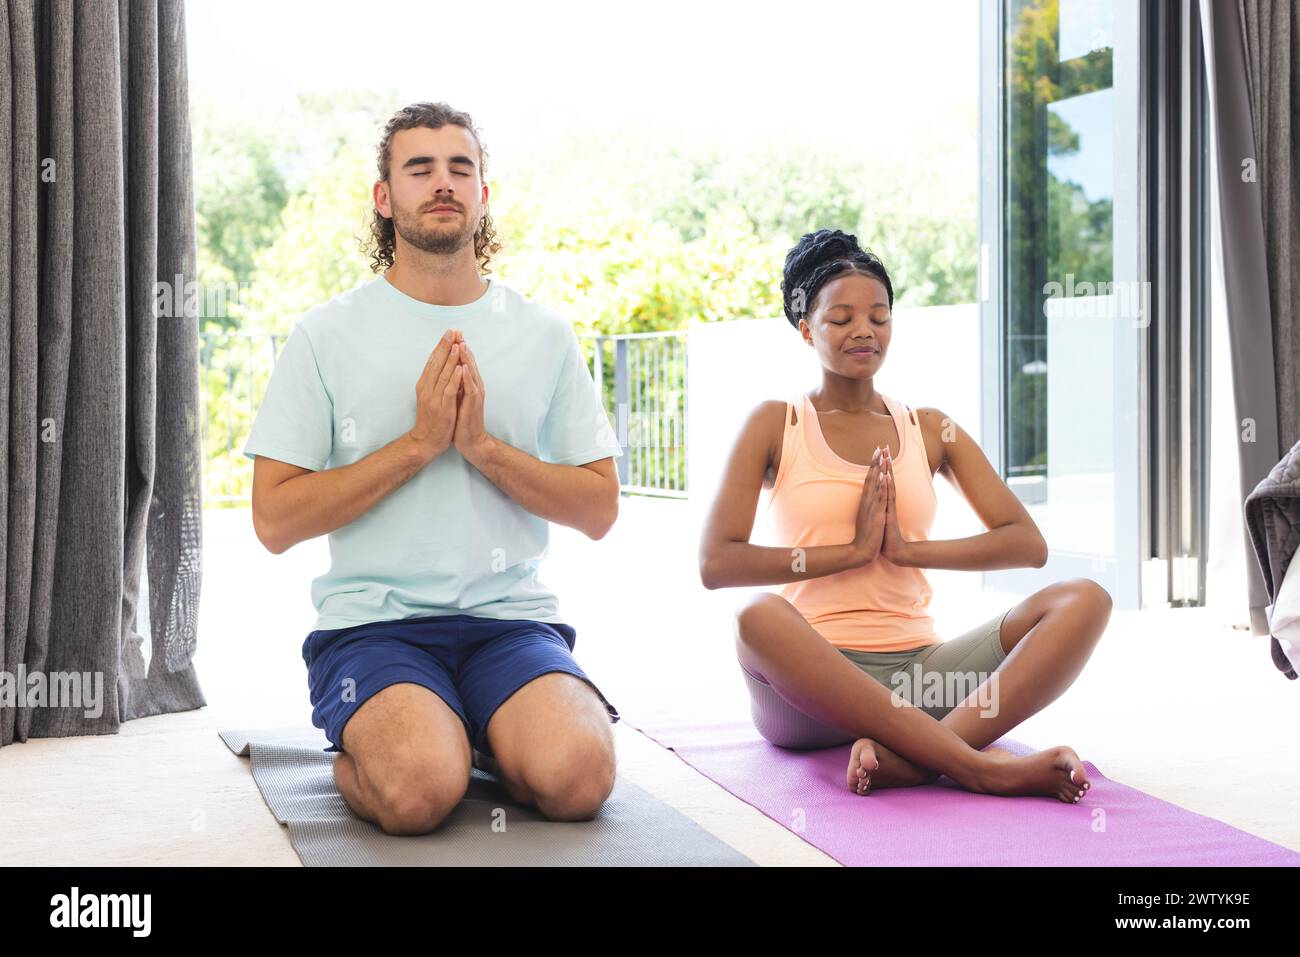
[[698, 229, 1112, 802]]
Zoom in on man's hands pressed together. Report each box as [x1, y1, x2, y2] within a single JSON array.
[[404, 327, 495, 468], [403, 328, 619, 540], [406, 329, 465, 464], [449, 332, 494, 467]]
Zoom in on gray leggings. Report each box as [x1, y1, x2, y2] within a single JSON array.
[[740, 608, 1012, 750]]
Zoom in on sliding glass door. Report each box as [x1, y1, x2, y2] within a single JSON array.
[[981, 0, 1144, 607]]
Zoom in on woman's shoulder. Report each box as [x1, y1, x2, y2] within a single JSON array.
[[910, 405, 957, 477], [744, 397, 799, 430], [739, 399, 799, 488]]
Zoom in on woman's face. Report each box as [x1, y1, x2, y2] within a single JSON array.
[[798, 272, 893, 379]]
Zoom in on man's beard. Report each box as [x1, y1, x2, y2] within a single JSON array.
[[392, 203, 478, 256]]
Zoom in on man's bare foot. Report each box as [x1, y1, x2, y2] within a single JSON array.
[[974, 746, 1091, 803], [846, 738, 939, 795]]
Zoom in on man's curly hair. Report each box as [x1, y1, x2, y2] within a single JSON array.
[[365, 101, 503, 274]]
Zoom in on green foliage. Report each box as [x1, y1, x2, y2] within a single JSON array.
[[195, 91, 401, 504], [199, 333, 273, 505], [237, 147, 376, 337], [1003, 0, 1117, 479], [191, 92, 291, 335], [195, 92, 980, 503]]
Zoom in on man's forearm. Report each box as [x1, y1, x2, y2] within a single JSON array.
[[260, 434, 433, 553], [463, 435, 615, 539]]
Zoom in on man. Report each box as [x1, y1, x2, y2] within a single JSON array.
[[243, 102, 624, 836]]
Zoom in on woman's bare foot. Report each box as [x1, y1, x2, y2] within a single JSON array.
[[846, 738, 939, 795], [846, 739, 878, 794], [974, 746, 1091, 803], [846, 739, 1087, 803]]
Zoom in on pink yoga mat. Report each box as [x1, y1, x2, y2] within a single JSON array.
[[622, 706, 1300, 867]]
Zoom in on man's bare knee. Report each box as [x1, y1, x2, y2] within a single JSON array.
[[372, 762, 469, 835], [529, 734, 616, 822], [334, 684, 474, 834]]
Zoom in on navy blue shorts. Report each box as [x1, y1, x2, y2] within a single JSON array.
[[302, 613, 620, 756]]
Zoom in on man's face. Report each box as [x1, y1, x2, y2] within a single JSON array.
[[376, 124, 489, 258]]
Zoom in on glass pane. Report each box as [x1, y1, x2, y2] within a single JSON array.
[[1058, 0, 1113, 61], [1003, 0, 1117, 562], [1047, 88, 1114, 287]]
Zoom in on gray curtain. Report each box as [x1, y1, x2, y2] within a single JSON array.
[[1202, 0, 1298, 634], [1, 0, 205, 749]]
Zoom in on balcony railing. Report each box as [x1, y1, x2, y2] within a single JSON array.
[[200, 328, 689, 504], [582, 331, 688, 498]]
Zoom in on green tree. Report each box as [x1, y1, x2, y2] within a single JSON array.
[[195, 99, 983, 503], [191, 92, 292, 334]]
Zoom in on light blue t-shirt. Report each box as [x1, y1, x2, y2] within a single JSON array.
[[242, 274, 623, 632]]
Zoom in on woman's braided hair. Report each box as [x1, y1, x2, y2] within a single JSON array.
[[781, 228, 894, 329]]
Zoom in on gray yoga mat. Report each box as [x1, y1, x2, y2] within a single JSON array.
[[220, 726, 755, 866]]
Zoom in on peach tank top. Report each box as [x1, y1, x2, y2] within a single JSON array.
[[764, 392, 941, 653]]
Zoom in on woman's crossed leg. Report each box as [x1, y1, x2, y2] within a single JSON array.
[[734, 584, 1108, 803]]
